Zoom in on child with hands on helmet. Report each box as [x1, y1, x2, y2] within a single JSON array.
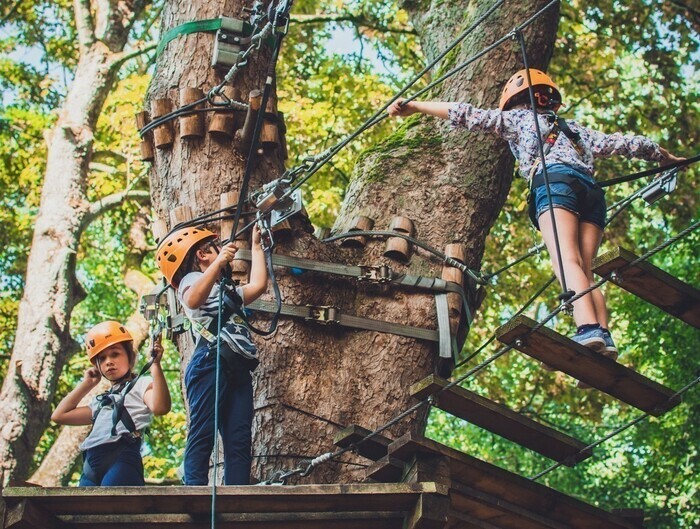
[[156, 224, 268, 486], [52, 321, 171, 486], [387, 69, 683, 364]]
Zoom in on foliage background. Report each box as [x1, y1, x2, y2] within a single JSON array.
[[1, 0, 697, 525]]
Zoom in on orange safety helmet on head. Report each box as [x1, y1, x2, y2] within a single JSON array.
[[499, 68, 561, 111], [86, 321, 133, 365], [156, 227, 217, 288]]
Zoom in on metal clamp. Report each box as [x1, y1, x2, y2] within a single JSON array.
[[212, 17, 246, 69], [357, 265, 393, 283], [305, 305, 340, 325]]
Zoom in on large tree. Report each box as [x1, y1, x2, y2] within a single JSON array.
[[147, 0, 559, 484], [0, 0, 152, 485]]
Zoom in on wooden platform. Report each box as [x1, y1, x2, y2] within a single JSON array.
[[410, 375, 591, 466], [496, 315, 680, 416], [592, 246, 700, 329], [370, 432, 643, 529], [1, 483, 445, 529]]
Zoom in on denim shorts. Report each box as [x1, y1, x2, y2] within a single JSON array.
[[531, 164, 606, 230]]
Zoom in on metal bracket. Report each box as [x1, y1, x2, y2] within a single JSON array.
[[642, 170, 678, 205], [253, 179, 304, 227], [305, 305, 340, 325], [212, 17, 246, 69], [357, 265, 393, 283]]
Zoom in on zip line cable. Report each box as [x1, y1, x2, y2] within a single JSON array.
[[530, 374, 700, 481]]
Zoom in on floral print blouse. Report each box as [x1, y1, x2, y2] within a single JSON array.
[[448, 103, 664, 181]]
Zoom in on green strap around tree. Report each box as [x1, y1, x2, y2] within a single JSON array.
[[156, 17, 267, 59]]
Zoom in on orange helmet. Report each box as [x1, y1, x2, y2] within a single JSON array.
[[86, 321, 133, 365], [156, 227, 216, 287], [499, 68, 561, 111]]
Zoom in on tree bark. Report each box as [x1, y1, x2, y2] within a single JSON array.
[[147, 0, 558, 485], [0, 0, 150, 485]]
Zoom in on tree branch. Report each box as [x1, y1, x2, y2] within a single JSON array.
[[80, 189, 151, 233], [109, 43, 157, 74], [73, 0, 96, 52], [291, 13, 416, 35]]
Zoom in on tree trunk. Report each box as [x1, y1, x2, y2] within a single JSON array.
[[148, 0, 558, 485], [0, 1, 149, 485]]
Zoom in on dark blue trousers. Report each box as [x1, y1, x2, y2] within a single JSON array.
[[79, 438, 144, 486], [183, 344, 253, 485]]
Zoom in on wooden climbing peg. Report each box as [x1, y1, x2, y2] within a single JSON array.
[[260, 96, 280, 149], [278, 111, 289, 162], [441, 243, 467, 335], [135, 111, 155, 162], [151, 98, 175, 149], [179, 88, 205, 139], [341, 215, 374, 248], [239, 90, 263, 154], [383, 216, 415, 262], [209, 86, 241, 139]]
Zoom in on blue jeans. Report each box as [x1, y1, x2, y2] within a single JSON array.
[[531, 164, 606, 230], [183, 343, 254, 485], [79, 437, 144, 486]]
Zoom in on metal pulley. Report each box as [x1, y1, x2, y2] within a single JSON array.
[[251, 179, 303, 227], [642, 169, 678, 205]]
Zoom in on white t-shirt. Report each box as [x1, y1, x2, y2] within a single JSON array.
[[178, 272, 258, 361], [80, 376, 153, 451]]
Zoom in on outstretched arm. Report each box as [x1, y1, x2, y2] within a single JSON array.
[[51, 368, 101, 425], [387, 99, 453, 119], [142, 337, 171, 416]]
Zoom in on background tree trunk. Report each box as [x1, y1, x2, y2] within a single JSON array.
[[148, 0, 558, 485], [0, 0, 150, 485]]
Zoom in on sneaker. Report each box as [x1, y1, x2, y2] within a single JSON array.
[[571, 327, 606, 353], [602, 331, 619, 361]]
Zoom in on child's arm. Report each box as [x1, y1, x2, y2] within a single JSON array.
[[142, 337, 171, 416], [388, 98, 519, 141], [51, 367, 101, 425], [182, 242, 238, 309], [388, 100, 453, 119], [584, 127, 684, 165], [240, 225, 268, 305]]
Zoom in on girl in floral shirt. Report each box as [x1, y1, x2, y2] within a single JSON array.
[[388, 69, 682, 363]]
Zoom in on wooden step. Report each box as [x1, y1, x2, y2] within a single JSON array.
[[496, 315, 680, 416], [410, 375, 591, 466], [334, 424, 393, 461], [592, 246, 700, 329], [384, 432, 642, 529]]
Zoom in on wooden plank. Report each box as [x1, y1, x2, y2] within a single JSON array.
[[410, 375, 591, 466], [365, 455, 405, 483], [2, 483, 438, 517], [593, 246, 700, 329], [496, 315, 680, 416], [404, 494, 449, 529], [451, 483, 569, 529], [386, 432, 641, 529], [334, 424, 393, 461], [447, 509, 519, 529], [57, 511, 404, 529]]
